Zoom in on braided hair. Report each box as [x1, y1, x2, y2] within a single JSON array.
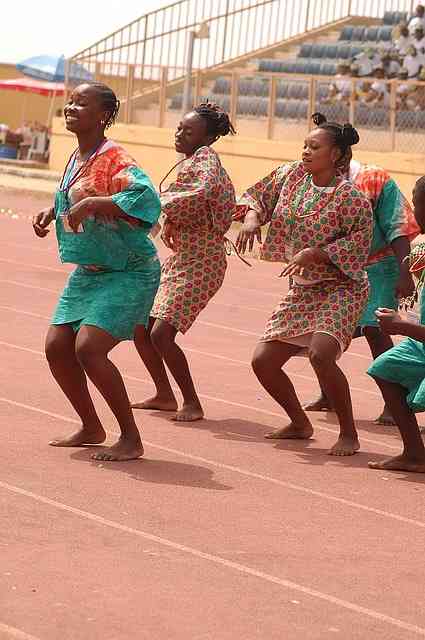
[[193, 102, 236, 139], [88, 82, 120, 129], [311, 112, 359, 171]]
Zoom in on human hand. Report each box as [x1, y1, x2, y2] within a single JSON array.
[[235, 210, 262, 254], [32, 207, 54, 237], [280, 248, 316, 277], [375, 307, 404, 334], [161, 219, 178, 252], [67, 198, 93, 233]]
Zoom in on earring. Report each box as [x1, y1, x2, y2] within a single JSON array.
[[100, 119, 105, 125]]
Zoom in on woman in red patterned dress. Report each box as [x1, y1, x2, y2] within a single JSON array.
[[133, 104, 236, 421], [236, 113, 373, 456]]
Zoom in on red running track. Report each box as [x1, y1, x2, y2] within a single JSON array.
[[1, 189, 425, 640]]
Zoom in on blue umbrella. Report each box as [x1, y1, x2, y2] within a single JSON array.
[[17, 54, 93, 84]]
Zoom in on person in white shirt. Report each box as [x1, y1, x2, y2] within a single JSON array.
[[394, 23, 413, 55], [408, 4, 425, 35], [369, 67, 390, 105], [412, 25, 425, 55], [353, 47, 381, 77], [380, 49, 401, 77], [326, 63, 352, 103], [403, 45, 423, 77]]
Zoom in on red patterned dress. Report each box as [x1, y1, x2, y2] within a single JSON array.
[[151, 146, 236, 333], [239, 161, 373, 353]]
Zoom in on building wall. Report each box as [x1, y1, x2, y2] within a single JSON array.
[[0, 63, 63, 130], [50, 118, 424, 199]]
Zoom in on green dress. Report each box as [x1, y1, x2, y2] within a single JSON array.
[[52, 140, 161, 341], [368, 294, 425, 412]]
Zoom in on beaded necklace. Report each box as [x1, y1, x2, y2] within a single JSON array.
[[286, 173, 340, 232], [59, 137, 107, 194]]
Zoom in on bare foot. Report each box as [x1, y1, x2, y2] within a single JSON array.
[[49, 425, 106, 447], [172, 403, 204, 422], [92, 437, 144, 461], [374, 408, 396, 426], [368, 454, 425, 473], [265, 422, 314, 440], [328, 436, 360, 456], [131, 395, 178, 412], [303, 396, 333, 412]]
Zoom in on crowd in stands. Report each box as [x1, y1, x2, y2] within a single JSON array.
[[327, 4, 425, 110]]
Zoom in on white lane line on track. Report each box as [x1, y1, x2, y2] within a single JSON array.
[[0, 396, 414, 526], [0, 240, 55, 255], [1, 477, 424, 637], [0, 339, 391, 452], [0, 622, 41, 640], [0, 257, 70, 274], [0, 305, 380, 398]]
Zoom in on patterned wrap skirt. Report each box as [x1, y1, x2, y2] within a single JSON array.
[[262, 277, 369, 354], [52, 254, 161, 341], [151, 248, 227, 333]]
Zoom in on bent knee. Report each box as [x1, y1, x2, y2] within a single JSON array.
[[75, 340, 99, 367], [150, 325, 175, 353], [308, 348, 333, 370], [45, 332, 73, 364], [251, 352, 268, 377]]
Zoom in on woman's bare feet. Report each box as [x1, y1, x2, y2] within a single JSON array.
[[368, 454, 425, 473], [265, 422, 314, 440], [131, 395, 178, 412], [49, 425, 106, 447], [92, 436, 144, 461], [328, 436, 360, 456], [374, 407, 396, 426], [172, 403, 204, 422], [303, 395, 333, 412]]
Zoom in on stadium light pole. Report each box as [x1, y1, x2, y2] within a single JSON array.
[[182, 21, 210, 114]]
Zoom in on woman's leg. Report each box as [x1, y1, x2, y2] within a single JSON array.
[[251, 341, 314, 439], [75, 325, 143, 461], [150, 319, 203, 422], [363, 325, 395, 425], [132, 318, 178, 411], [45, 324, 106, 446], [308, 333, 359, 456], [368, 376, 425, 472]]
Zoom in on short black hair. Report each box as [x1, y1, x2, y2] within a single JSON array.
[[193, 102, 236, 139], [88, 82, 120, 129]]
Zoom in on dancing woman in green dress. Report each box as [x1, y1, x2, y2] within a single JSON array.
[[32, 83, 160, 461]]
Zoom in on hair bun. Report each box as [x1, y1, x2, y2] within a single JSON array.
[[342, 123, 360, 146], [311, 112, 327, 126]]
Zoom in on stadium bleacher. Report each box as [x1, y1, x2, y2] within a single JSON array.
[[168, 10, 424, 131]]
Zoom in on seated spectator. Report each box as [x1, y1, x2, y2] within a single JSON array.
[[403, 45, 423, 77], [353, 47, 381, 77], [355, 80, 374, 104], [369, 66, 390, 104], [412, 25, 425, 56], [380, 49, 401, 77], [411, 66, 425, 109], [408, 4, 425, 34], [394, 22, 413, 55], [396, 68, 416, 109], [326, 63, 352, 103]]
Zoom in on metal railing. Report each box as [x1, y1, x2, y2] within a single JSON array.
[[127, 68, 425, 154], [68, 0, 416, 85]]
